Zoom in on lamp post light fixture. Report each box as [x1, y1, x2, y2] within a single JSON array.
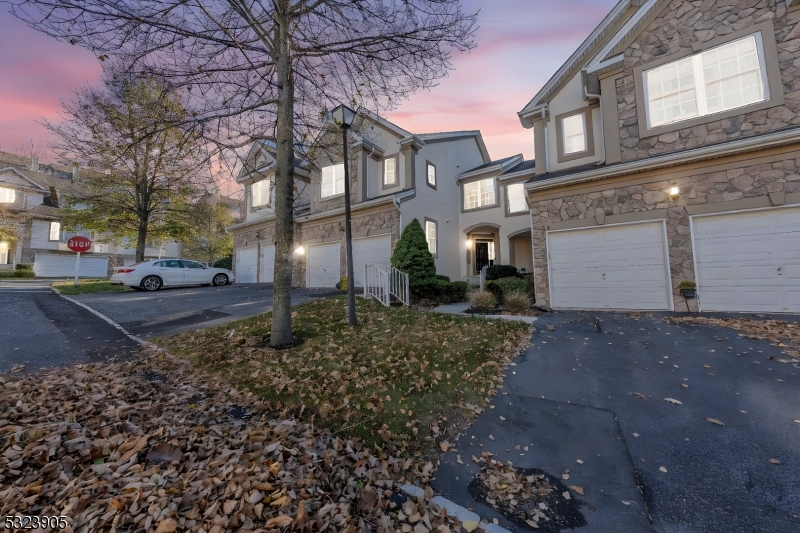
[[331, 104, 358, 326]]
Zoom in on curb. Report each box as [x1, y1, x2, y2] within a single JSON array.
[[397, 485, 511, 533]]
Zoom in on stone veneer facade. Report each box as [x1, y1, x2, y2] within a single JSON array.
[[617, 0, 800, 161], [530, 148, 800, 308], [230, 203, 400, 287]]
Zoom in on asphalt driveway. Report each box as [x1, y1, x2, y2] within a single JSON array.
[[69, 283, 341, 338], [433, 311, 800, 533]]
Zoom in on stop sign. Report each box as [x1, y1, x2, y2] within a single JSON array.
[[67, 236, 92, 252]]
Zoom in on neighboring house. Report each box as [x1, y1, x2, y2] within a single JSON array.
[[0, 151, 181, 277], [228, 116, 492, 287], [518, 0, 800, 313]]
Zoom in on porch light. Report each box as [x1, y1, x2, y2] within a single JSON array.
[[669, 186, 680, 201], [295, 246, 305, 255], [466, 239, 473, 247]]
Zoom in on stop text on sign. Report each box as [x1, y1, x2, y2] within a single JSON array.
[[67, 236, 92, 252]]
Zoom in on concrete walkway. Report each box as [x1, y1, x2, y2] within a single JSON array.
[[432, 302, 538, 324]]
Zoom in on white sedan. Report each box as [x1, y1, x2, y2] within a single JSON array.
[[110, 259, 235, 291]]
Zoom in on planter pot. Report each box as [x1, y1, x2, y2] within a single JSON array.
[[680, 289, 697, 299]]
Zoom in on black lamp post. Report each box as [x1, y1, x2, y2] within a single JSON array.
[[331, 104, 358, 326]]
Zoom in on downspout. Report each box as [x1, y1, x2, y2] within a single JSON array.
[[584, 81, 606, 167]]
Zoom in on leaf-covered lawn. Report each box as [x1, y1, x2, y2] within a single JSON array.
[[155, 296, 532, 454], [52, 278, 132, 295]]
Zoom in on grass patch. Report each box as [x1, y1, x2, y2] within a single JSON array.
[[52, 279, 133, 295], [154, 296, 532, 455]]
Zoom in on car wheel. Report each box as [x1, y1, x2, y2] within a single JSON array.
[[141, 276, 162, 291], [213, 274, 229, 286]]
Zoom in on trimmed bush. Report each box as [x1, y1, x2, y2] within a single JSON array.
[[485, 264, 518, 281], [436, 274, 451, 283], [15, 263, 33, 271], [485, 277, 527, 303], [441, 281, 468, 303], [336, 276, 348, 291], [0, 270, 35, 278], [391, 218, 437, 295], [679, 280, 696, 290], [213, 256, 233, 270], [504, 291, 531, 314], [470, 290, 497, 308]]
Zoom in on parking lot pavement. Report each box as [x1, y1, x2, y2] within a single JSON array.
[[0, 282, 139, 374], [433, 311, 800, 533], [69, 283, 341, 338]]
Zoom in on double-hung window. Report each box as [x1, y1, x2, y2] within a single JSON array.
[[252, 179, 270, 207], [507, 183, 528, 213], [49, 222, 61, 241], [0, 187, 15, 204], [383, 157, 397, 187], [644, 33, 768, 128], [321, 163, 345, 198], [425, 220, 437, 255], [561, 114, 587, 155], [427, 163, 436, 188], [464, 178, 496, 210]]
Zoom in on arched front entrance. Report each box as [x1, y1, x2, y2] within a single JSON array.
[[464, 223, 500, 276], [508, 229, 533, 273]]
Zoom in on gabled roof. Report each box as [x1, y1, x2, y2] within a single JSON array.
[[518, 0, 665, 127], [416, 131, 491, 164], [0, 167, 48, 190], [26, 205, 62, 219], [457, 154, 524, 182]]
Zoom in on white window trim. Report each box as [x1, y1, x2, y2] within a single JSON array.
[[383, 157, 398, 187], [507, 183, 529, 214], [0, 186, 15, 204], [425, 219, 438, 256], [0, 242, 8, 265], [321, 163, 345, 198], [252, 178, 271, 208], [426, 162, 436, 188], [644, 32, 769, 129], [561, 113, 588, 156]]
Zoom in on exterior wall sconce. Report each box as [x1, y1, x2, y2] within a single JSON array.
[[669, 186, 680, 201], [466, 238, 473, 247], [295, 246, 305, 255]]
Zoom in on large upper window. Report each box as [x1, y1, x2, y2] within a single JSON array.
[[561, 114, 587, 155], [507, 183, 528, 213], [425, 220, 437, 255], [321, 163, 345, 198], [383, 157, 397, 187], [252, 179, 270, 207], [464, 178, 496, 210], [0, 187, 15, 204], [644, 33, 767, 128]]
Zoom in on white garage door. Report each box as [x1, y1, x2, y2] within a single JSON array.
[[34, 254, 108, 278], [307, 242, 340, 288], [352, 234, 392, 287], [692, 206, 800, 313], [235, 246, 258, 283], [260, 244, 275, 283], [548, 221, 672, 310]]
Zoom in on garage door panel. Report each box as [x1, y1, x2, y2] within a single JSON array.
[[693, 206, 800, 312], [236, 246, 258, 284], [307, 242, 340, 288], [548, 222, 671, 311], [352, 235, 391, 287], [260, 244, 275, 283], [34, 254, 108, 277]]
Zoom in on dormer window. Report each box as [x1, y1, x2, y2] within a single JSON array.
[[382, 156, 398, 188], [0, 187, 15, 204], [321, 163, 345, 198], [561, 114, 587, 155], [252, 179, 271, 208]]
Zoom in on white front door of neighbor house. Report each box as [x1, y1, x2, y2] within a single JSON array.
[[352, 234, 392, 287], [235, 246, 258, 283], [547, 221, 672, 310], [691, 206, 800, 313], [307, 242, 341, 288], [260, 244, 275, 283], [33, 253, 109, 278]]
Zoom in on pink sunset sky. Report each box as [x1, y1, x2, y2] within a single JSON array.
[[0, 0, 617, 164]]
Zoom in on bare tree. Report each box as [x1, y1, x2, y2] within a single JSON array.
[[7, 0, 478, 346], [45, 74, 213, 262]]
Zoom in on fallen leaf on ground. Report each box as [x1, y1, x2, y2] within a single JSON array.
[[569, 486, 584, 496], [769, 458, 781, 465], [155, 519, 178, 533], [664, 398, 683, 405], [659, 466, 668, 473], [706, 418, 724, 426]]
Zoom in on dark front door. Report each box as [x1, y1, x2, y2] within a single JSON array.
[[475, 242, 489, 273]]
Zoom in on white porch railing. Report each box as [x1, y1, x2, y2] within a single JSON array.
[[364, 264, 409, 307], [479, 265, 489, 291]]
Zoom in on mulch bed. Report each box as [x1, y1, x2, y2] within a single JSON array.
[[0, 348, 465, 533], [464, 306, 545, 318]]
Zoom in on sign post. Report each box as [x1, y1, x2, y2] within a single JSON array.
[[67, 236, 92, 287]]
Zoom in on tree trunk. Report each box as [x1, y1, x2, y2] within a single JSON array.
[[135, 219, 148, 263], [270, 3, 295, 347]]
